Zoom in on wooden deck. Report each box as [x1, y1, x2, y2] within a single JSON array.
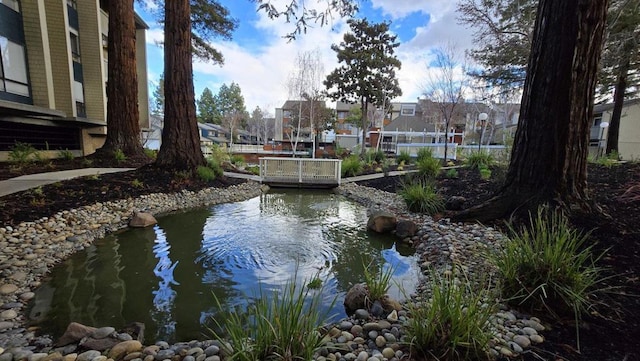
[[259, 157, 342, 188]]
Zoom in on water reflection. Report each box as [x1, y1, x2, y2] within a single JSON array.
[[29, 191, 420, 343]]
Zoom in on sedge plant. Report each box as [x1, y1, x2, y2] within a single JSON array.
[[465, 151, 495, 170], [362, 261, 395, 301], [341, 155, 363, 177], [399, 181, 445, 215]]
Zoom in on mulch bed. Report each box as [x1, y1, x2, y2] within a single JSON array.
[[1, 158, 639, 360]]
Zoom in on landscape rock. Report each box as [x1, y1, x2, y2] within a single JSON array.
[[344, 284, 369, 313], [445, 196, 466, 210], [128, 212, 157, 228], [57, 322, 97, 346], [395, 219, 417, 238], [366, 212, 396, 233]]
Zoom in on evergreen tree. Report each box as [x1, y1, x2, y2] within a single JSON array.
[[150, 73, 165, 116], [197, 87, 219, 123], [215, 82, 247, 145], [324, 19, 402, 156]]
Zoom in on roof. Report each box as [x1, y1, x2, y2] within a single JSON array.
[[384, 114, 435, 132], [594, 98, 640, 113]]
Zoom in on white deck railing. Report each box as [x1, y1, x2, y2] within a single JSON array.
[[259, 157, 342, 186]]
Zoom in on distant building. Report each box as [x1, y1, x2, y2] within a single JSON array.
[[593, 98, 640, 160], [0, 0, 150, 160]]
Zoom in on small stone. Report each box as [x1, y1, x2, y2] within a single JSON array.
[[339, 321, 353, 330], [41, 352, 63, 361], [129, 212, 157, 228], [381, 348, 395, 359], [499, 347, 514, 357], [19, 292, 35, 301], [353, 309, 369, 320], [154, 350, 174, 360], [529, 334, 544, 344], [92, 327, 116, 339], [356, 351, 368, 361], [107, 341, 143, 361], [509, 341, 524, 354], [386, 310, 398, 322], [522, 327, 538, 336], [350, 325, 363, 337], [513, 335, 531, 349], [0, 321, 14, 330], [204, 346, 219, 357], [29, 353, 48, 361], [77, 350, 102, 361], [362, 322, 382, 332], [0, 284, 18, 294], [375, 335, 386, 348]]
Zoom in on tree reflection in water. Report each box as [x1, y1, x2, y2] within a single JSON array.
[[151, 225, 179, 340]]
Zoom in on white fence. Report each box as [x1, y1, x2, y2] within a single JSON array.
[[458, 145, 510, 161], [259, 157, 342, 187], [396, 143, 459, 160]]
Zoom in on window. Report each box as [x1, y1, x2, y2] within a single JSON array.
[[66, 0, 76, 9], [76, 101, 86, 118], [400, 105, 416, 116], [0, 0, 20, 12], [70, 32, 81, 63], [0, 36, 30, 96]]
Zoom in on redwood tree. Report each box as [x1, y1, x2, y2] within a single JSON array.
[[455, 0, 610, 222], [99, 0, 144, 158], [156, 0, 206, 170]]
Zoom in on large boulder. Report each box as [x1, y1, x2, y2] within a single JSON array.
[[56, 322, 96, 346], [129, 212, 157, 228], [367, 212, 397, 233], [395, 219, 417, 238], [445, 196, 466, 211], [344, 283, 369, 313]]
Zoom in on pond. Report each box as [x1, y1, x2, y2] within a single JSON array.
[[28, 190, 420, 343]]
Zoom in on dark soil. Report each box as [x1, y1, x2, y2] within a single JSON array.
[[1, 158, 639, 361]]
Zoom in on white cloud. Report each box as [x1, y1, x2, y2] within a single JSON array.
[[370, 0, 454, 20]]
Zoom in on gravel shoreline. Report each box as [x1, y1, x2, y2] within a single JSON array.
[[0, 181, 547, 360]]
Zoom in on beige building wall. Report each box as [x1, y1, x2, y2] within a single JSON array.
[[43, 0, 75, 117], [618, 102, 640, 160], [21, 0, 56, 109]]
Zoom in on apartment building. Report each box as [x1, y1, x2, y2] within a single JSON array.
[[0, 0, 149, 160]]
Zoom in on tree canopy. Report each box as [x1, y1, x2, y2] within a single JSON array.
[[196, 87, 218, 123], [324, 18, 402, 155]]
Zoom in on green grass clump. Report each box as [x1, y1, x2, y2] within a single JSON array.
[[197, 165, 217, 181], [114, 149, 127, 163], [491, 207, 604, 320], [445, 168, 459, 179], [399, 181, 444, 215], [246, 165, 260, 175], [465, 151, 495, 169], [416, 155, 441, 179], [478, 166, 492, 180], [397, 150, 412, 165], [230, 154, 245, 166], [131, 179, 144, 188], [209, 279, 336, 361], [416, 147, 433, 162], [58, 149, 74, 161], [405, 271, 493, 360], [363, 262, 395, 301], [144, 148, 157, 160], [8, 142, 39, 164], [341, 155, 363, 177]]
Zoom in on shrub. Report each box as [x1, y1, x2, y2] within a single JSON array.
[[405, 270, 493, 360], [416, 155, 441, 179], [208, 144, 230, 165], [8, 142, 38, 164], [246, 165, 260, 175], [341, 155, 363, 177], [114, 149, 127, 163], [197, 165, 218, 182], [363, 261, 395, 301], [478, 166, 492, 180], [206, 158, 224, 177], [416, 147, 433, 162], [144, 148, 157, 160], [399, 181, 445, 215], [209, 279, 336, 361], [397, 150, 412, 165], [445, 168, 459, 179], [58, 149, 74, 161], [491, 207, 604, 320], [465, 151, 495, 170], [230, 154, 245, 166]]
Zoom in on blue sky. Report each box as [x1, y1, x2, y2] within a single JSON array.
[[135, 0, 474, 116]]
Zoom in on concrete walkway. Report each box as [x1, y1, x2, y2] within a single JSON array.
[[0, 168, 134, 197]]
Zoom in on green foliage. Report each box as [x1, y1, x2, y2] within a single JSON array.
[[363, 149, 385, 165], [196, 165, 217, 182], [208, 144, 231, 165], [405, 270, 493, 360], [491, 208, 604, 320], [216, 82, 248, 131], [206, 158, 224, 177], [144, 148, 157, 160], [307, 276, 322, 290], [589, 151, 620, 168], [131, 179, 144, 188], [8, 142, 38, 164], [341, 155, 363, 177], [150, 73, 165, 116], [465, 151, 495, 169], [58, 149, 74, 161], [246, 165, 260, 175], [479, 166, 492, 180], [397, 150, 411, 165], [208, 279, 336, 361], [399, 181, 445, 215], [174, 170, 191, 181], [82, 158, 93, 167], [230, 154, 245, 166], [197, 87, 218, 123], [114, 149, 127, 163], [363, 262, 395, 301], [445, 168, 459, 179], [416, 155, 441, 179], [416, 147, 433, 162]]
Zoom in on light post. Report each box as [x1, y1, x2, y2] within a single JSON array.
[[598, 121, 609, 158], [478, 112, 488, 151]]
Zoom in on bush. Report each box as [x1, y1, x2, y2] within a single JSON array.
[[491, 208, 604, 320], [8, 142, 38, 164], [114, 149, 127, 163], [144, 148, 157, 160], [196, 165, 217, 181], [465, 151, 495, 169], [209, 278, 336, 361], [478, 166, 492, 180], [416, 147, 433, 162], [246, 165, 260, 175], [405, 270, 493, 360], [397, 150, 412, 165], [341, 155, 363, 177], [416, 155, 441, 179], [208, 144, 231, 165], [58, 149, 74, 161], [399, 181, 445, 215], [230, 154, 245, 166], [445, 168, 459, 179]]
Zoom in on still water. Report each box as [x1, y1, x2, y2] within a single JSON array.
[[28, 190, 420, 343]]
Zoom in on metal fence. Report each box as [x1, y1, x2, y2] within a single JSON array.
[[259, 157, 342, 186]]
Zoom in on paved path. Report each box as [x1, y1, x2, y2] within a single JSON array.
[[0, 168, 135, 197]]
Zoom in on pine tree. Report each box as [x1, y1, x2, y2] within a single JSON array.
[[196, 87, 219, 123]]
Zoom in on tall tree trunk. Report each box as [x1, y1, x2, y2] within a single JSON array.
[[99, 0, 144, 157], [156, 0, 206, 170], [455, 0, 609, 222], [606, 58, 629, 156]]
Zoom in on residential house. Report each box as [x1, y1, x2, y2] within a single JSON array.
[[0, 0, 150, 160], [593, 98, 640, 160], [274, 99, 327, 144]]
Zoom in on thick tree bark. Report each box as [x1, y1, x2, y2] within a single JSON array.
[[99, 0, 144, 157], [606, 59, 629, 156], [155, 0, 206, 170], [454, 0, 609, 222]]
